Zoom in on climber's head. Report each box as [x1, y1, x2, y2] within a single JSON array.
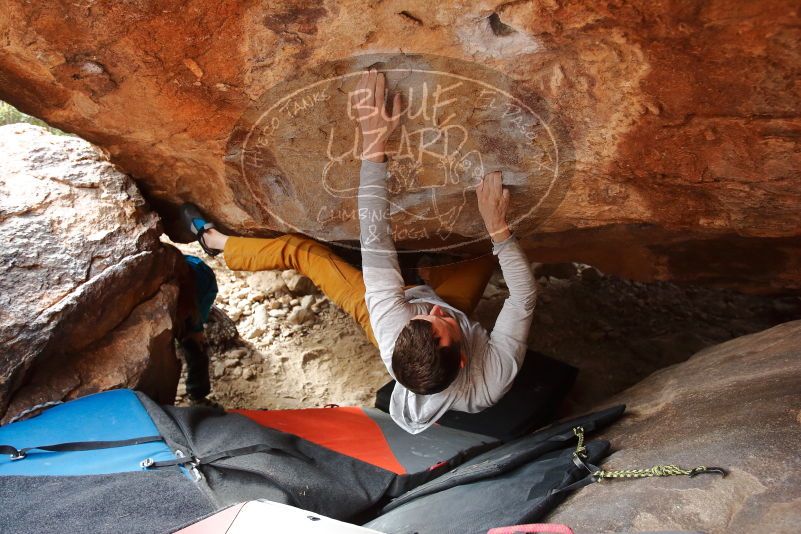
[[391, 305, 466, 395]]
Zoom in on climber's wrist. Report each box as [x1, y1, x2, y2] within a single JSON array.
[[361, 139, 386, 163], [487, 224, 511, 243]]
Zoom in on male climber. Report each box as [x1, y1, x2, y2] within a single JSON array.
[[183, 68, 536, 433]]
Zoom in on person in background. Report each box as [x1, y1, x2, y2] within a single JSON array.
[[174, 254, 218, 402]]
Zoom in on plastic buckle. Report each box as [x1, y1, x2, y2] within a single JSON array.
[[187, 459, 202, 482], [176, 450, 203, 482], [10, 450, 26, 461], [140, 458, 155, 469]]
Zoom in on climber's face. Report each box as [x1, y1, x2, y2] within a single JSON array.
[[413, 305, 467, 367]]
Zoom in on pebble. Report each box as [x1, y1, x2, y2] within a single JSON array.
[[243, 368, 255, 380], [253, 304, 269, 326], [282, 270, 317, 295], [212, 363, 225, 379], [248, 326, 266, 338], [224, 358, 240, 367], [269, 308, 287, 318], [246, 271, 289, 296], [230, 349, 248, 360], [288, 306, 315, 325], [300, 295, 315, 310]]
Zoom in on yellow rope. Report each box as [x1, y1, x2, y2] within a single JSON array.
[[572, 427, 722, 481], [573, 426, 587, 459], [594, 465, 707, 479]]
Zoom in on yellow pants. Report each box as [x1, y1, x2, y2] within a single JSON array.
[[224, 235, 497, 347]]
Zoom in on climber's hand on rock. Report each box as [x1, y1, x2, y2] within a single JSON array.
[[476, 171, 511, 243], [351, 69, 401, 163]]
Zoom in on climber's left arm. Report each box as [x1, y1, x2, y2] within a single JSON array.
[[472, 172, 537, 408]]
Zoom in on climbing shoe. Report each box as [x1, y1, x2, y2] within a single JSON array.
[[181, 203, 222, 256]]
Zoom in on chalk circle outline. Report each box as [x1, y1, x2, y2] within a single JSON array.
[[237, 59, 567, 255]]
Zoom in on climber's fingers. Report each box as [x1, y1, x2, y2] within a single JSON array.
[[477, 171, 507, 208], [388, 92, 402, 134], [485, 171, 502, 194], [366, 68, 378, 109], [354, 70, 367, 96], [375, 71, 385, 112], [351, 71, 372, 120]]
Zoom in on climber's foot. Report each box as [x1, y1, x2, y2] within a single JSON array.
[[188, 396, 224, 410], [181, 203, 225, 256]]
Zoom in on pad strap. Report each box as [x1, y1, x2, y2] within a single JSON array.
[[1, 436, 163, 460]]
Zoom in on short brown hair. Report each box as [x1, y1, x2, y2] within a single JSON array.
[[391, 319, 461, 395]]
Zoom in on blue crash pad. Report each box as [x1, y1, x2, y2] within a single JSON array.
[[0, 389, 174, 476]]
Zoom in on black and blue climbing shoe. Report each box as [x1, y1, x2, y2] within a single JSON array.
[[181, 203, 222, 256]]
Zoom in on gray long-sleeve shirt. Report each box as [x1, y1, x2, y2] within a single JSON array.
[[358, 159, 537, 434]]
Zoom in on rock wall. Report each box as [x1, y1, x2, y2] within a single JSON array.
[[547, 319, 801, 533], [0, 1, 798, 292], [0, 124, 182, 420]]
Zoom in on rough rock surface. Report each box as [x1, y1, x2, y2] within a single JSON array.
[[3, 284, 181, 423], [0, 1, 799, 292], [0, 124, 181, 419], [547, 319, 801, 533]]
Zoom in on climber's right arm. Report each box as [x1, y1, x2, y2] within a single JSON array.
[[353, 69, 411, 371]]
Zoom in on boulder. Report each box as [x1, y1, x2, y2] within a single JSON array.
[[0, 2, 798, 292], [0, 124, 182, 419], [547, 320, 801, 533], [2, 284, 181, 423], [204, 306, 241, 352]]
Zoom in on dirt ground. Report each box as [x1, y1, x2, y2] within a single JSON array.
[[168, 240, 801, 415]]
